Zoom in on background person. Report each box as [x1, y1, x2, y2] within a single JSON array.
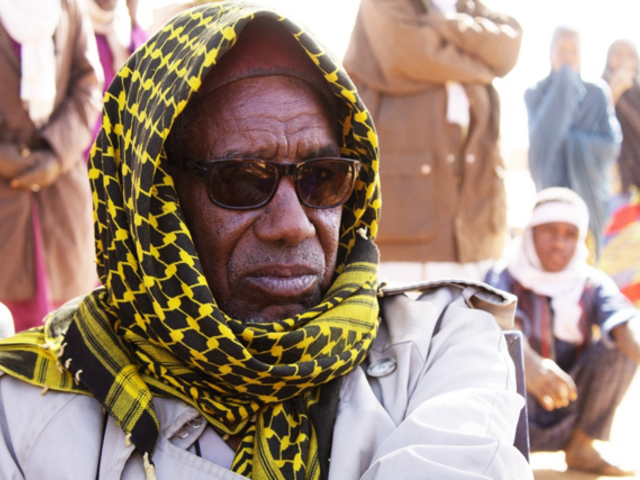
[[343, 0, 522, 283], [89, 0, 145, 89], [0, 5, 531, 479], [599, 39, 640, 307], [0, 0, 103, 332], [486, 187, 640, 476], [603, 39, 639, 114], [85, 0, 147, 159], [525, 27, 620, 256]]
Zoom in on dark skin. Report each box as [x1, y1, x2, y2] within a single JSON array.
[[532, 222, 580, 274], [520, 221, 640, 475], [170, 75, 342, 325], [0, 143, 61, 191], [522, 222, 580, 412]]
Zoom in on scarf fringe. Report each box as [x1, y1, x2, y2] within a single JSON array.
[[143, 452, 157, 480]]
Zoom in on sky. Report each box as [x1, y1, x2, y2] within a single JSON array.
[[143, 0, 640, 165]]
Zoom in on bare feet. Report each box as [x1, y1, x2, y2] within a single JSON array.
[[565, 429, 635, 477]]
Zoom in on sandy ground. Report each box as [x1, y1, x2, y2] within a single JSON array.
[[504, 168, 640, 479], [530, 369, 640, 479]]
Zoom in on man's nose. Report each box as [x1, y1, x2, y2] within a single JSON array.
[[550, 235, 564, 248], [551, 235, 570, 251], [254, 176, 315, 245]]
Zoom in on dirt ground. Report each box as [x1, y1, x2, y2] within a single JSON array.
[[504, 168, 640, 479]]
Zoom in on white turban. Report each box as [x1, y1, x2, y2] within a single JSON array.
[[507, 188, 591, 344]]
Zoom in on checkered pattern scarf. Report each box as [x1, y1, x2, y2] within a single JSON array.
[[0, 4, 381, 480]]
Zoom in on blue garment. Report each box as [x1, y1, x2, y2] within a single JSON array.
[[485, 265, 636, 368], [525, 66, 621, 253]]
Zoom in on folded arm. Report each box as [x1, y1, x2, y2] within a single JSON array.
[[347, 0, 522, 93]]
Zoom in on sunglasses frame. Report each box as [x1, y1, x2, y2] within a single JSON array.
[[185, 157, 362, 210]]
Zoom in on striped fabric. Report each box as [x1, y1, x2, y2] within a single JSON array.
[[599, 187, 640, 306]]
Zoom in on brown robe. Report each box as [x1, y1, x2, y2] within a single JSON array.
[[0, 0, 103, 302], [343, 0, 522, 263], [615, 84, 640, 191]]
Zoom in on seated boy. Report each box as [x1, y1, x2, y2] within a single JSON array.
[[486, 187, 640, 476]]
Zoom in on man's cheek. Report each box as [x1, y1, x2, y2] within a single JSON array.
[[314, 208, 342, 285]]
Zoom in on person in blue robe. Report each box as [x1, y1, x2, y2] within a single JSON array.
[[525, 27, 620, 255]]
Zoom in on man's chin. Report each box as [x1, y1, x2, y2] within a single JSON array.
[[543, 262, 571, 273], [221, 295, 322, 324], [220, 275, 326, 322]]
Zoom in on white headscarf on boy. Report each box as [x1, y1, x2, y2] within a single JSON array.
[[507, 188, 591, 344]]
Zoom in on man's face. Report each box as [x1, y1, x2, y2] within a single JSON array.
[[608, 42, 639, 77], [551, 32, 580, 73], [171, 76, 342, 323], [532, 222, 579, 272]]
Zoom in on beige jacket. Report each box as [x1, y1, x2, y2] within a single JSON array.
[[0, 281, 532, 479], [343, 0, 522, 263], [0, 0, 103, 302]]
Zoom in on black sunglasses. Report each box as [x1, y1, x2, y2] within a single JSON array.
[[186, 157, 362, 210]]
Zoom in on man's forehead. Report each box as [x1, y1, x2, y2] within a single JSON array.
[[196, 17, 335, 111], [186, 74, 338, 140]]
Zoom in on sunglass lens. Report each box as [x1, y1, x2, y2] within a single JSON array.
[[298, 160, 355, 208], [208, 161, 276, 208]]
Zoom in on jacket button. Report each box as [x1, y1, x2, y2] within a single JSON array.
[[446, 153, 456, 163], [420, 164, 432, 175], [367, 358, 397, 377], [465, 153, 476, 164]]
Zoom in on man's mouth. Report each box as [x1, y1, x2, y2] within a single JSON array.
[[245, 275, 317, 297], [243, 266, 321, 298]]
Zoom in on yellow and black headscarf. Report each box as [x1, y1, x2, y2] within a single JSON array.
[[0, 3, 381, 479]]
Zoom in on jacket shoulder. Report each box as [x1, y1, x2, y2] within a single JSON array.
[[380, 279, 516, 328], [0, 373, 104, 476], [585, 266, 616, 288]]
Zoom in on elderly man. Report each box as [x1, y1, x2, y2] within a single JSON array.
[[486, 187, 640, 476], [0, 4, 531, 479]]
